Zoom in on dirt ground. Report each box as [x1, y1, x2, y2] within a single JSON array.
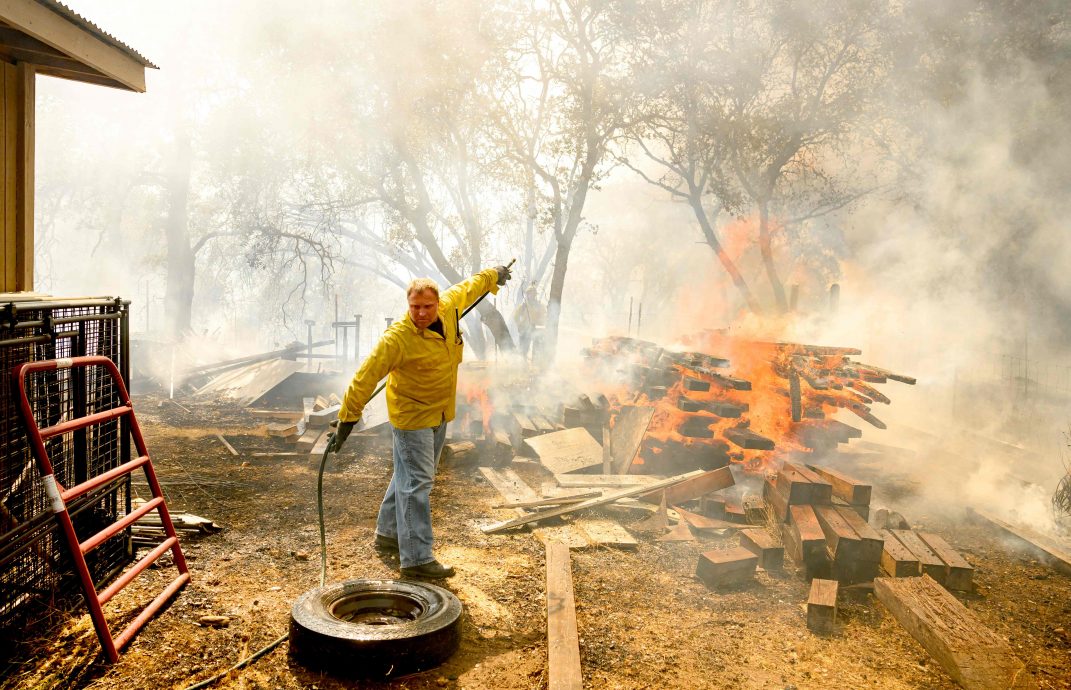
[[2, 394, 1070, 689]]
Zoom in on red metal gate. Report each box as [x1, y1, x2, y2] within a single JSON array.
[[13, 355, 189, 662]]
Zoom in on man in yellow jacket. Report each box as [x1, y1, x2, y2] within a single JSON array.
[[328, 265, 511, 578]]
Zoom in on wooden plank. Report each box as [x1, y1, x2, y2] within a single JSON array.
[[525, 427, 604, 475], [917, 532, 974, 591], [740, 529, 784, 570], [696, 547, 758, 589], [480, 466, 540, 506], [609, 405, 654, 474], [807, 579, 838, 634], [891, 530, 947, 584], [491, 492, 601, 510], [764, 478, 791, 523], [640, 466, 735, 506], [807, 463, 872, 506], [307, 404, 341, 429], [874, 576, 1031, 690], [877, 529, 921, 577], [555, 474, 661, 488], [1, 63, 11, 292], [309, 430, 331, 456], [215, 434, 239, 457], [576, 518, 638, 549], [546, 541, 582, 690], [971, 508, 1071, 576], [294, 425, 321, 453], [266, 420, 302, 437], [482, 470, 705, 534], [675, 506, 740, 531]]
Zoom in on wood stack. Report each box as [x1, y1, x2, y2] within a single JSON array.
[[766, 462, 883, 584], [878, 529, 974, 592]]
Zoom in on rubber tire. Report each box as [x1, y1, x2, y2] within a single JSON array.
[[289, 578, 462, 678]]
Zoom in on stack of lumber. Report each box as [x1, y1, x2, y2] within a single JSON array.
[[767, 461, 883, 583]]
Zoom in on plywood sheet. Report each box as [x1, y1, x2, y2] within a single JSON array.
[[526, 427, 604, 475]]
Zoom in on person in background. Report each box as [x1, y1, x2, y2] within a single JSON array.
[[326, 265, 511, 579], [512, 284, 546, 362]]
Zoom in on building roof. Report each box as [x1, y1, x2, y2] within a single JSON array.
[[35, 0, 157, 69]]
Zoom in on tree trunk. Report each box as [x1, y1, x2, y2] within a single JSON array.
[[545, 238, 571, 364], [690, 196, 763, 315], [164, 134, 195, 340], [758, 201, 788, 313]]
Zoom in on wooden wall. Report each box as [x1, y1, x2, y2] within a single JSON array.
[[0, 61, 33, 293]]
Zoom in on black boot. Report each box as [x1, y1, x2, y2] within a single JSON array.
[[400, 560, 456, 579]]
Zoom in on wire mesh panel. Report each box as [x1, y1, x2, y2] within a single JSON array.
[[0, 298, 132, 629]]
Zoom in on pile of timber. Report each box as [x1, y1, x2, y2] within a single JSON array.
[[263, 395, 342, 456]]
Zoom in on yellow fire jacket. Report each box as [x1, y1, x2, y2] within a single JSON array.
[[338, 268, 499, 430]]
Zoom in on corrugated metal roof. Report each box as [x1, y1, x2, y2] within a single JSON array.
[[35, 0, 158, 69]]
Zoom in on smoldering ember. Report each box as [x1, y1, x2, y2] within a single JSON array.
[[1, 2, 1070, 689]]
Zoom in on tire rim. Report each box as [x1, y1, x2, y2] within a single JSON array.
[[329, 591, 426, 626]]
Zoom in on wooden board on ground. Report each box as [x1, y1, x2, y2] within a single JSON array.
[[576, 518, 638, 549], [696, 546, 758, 588], [526, 427, 604, 475], [294, 425, 321, 453], [310, 430, 331, 456], [609, 405, 654, 474], [675, 506, 740, 531], [555, 474, 662, 488], [546, 541, 582, 690], [482, 470, 705, 534], [480, 468, 595, 549], [971, 508, 1071, 577], [874, 575, 1033, 690]]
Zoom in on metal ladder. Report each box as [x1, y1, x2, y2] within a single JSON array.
[[13, 355, 190, 662]]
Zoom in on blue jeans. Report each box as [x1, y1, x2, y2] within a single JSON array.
[[375, 420, 447, 568]]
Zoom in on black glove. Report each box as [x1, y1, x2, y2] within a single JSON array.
[[494, 265, 512, 286], [327, 420, 356, 453]]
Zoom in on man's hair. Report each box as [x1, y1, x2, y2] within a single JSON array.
[[407, 278, 440, 299]]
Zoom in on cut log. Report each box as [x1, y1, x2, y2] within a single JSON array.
[[877, 529, 921, 577], [891, 530, 947, 584], [874, 576, 1030, 690], [807, 464, 872, 505], [807, 579, 838, 634], [740, 529, 784, 570], [525, 428, 604, 475], [546, 541, 582, 690], [696, 547, 758, 589], [917, 532, 974, 592], [723, 427, 775, 451]]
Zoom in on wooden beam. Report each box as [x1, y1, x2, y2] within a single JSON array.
[[13, 59, 30, 290], [546, 541, 582, 690], [640, 466, 735, 506], [0, 0, 147, 91], [971, 508, 1071, 576], [807, 579, 838, 634], [807, 464, 872, 505], [874, 576, 1031, 689]]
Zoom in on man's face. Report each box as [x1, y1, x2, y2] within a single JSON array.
[[408, 289, 439, 329]]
